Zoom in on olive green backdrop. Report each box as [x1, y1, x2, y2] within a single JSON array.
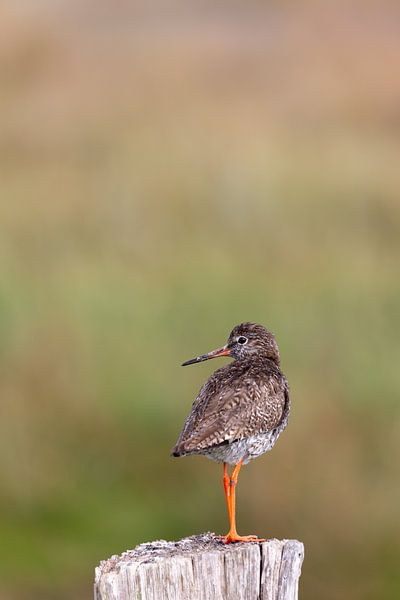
[[1, 2, 399, 599]]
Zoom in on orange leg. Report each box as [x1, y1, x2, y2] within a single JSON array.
[[222, 459, 266, 544], [223, 463, 232, 524]]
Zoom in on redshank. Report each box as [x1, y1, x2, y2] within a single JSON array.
[[172, 322, 290, 544]]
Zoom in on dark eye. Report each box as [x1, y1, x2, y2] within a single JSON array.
[[237, 336, 248, 345]]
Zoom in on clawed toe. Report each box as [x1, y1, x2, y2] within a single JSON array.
[[221, 533, 266, 544]]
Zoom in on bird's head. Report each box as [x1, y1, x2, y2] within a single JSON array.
[[182, 322, 280, 367]]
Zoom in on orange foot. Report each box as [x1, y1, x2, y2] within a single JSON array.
[[221, 533, 266, 544]]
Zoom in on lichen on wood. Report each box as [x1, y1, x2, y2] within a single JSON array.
[[95, 533, 304, 600]]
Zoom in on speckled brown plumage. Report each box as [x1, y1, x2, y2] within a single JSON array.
[[172, 323, 290, 465], [171, 323, 290, 544]]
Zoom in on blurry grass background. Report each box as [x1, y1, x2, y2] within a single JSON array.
[[1, 1, 400, 599]]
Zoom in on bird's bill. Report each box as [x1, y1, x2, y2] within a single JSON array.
[[181, 344, 231, 366]]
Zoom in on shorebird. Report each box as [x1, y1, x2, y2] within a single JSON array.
[[172, 322, 290, 544]]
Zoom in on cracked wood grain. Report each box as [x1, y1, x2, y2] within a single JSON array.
[[94, 533, 304, 600]]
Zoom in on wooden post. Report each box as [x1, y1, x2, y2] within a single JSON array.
[[94, 533, 304, 600]]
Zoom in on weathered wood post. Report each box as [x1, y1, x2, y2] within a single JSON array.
[[94, 533, 304, 600]]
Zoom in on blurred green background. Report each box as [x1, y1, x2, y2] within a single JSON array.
[[1, 2, 400, 599]]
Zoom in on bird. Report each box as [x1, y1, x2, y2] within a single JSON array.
[[171, 322, 290, 544]]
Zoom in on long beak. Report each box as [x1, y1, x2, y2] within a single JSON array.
[[182, 344, 231, 366]]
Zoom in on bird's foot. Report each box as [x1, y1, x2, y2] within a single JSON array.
[[220, 533, 266, 544]]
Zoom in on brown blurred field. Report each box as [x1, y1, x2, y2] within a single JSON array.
[[1, 2, 400, 599]]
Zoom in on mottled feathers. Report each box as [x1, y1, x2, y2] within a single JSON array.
[[172, 323, 290, 464]]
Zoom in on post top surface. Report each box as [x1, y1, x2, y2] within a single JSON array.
[[95, 533, 303, 579]]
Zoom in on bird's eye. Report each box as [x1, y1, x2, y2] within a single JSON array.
[[237, 336, 248, 345]]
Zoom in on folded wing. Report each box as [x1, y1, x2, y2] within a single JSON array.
[[172, 365, 288, 455]]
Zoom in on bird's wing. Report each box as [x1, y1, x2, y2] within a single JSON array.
[[173, 367, 288, 454]]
